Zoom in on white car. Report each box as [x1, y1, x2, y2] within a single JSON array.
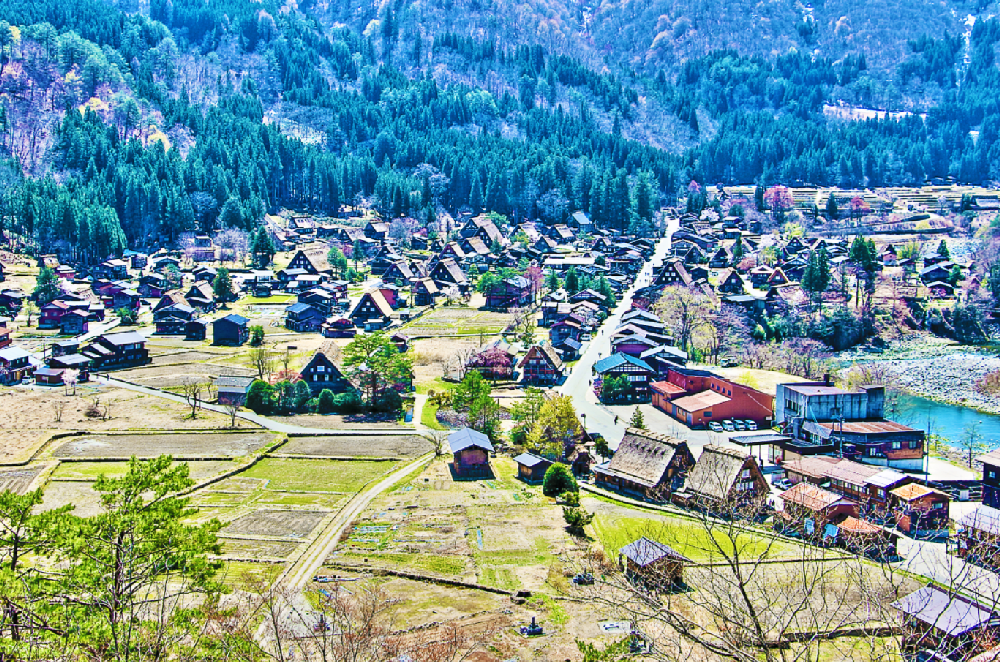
[[708, 421, 723, 432], [745, 420, 758, 431], [722, 420, 735, 432]]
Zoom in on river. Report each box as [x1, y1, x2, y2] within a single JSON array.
[[893, 390, 1000, 448]]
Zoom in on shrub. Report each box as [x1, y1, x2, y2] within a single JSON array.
[[317, 389, 336, 413], [543, 464, 577, 497], [249, 325, 265, 346], [562, 507, 594, 535], [334, 390, 363, 413], [246, 380, 274, 415]]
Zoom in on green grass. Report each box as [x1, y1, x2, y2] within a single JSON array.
[[591, 513, 799, 563], [241, 295, 294, 305], [240, 458, 399, 493], [533, 594, 569, 626], [420, 400, 447, 430], [479, 566, 520, 591]]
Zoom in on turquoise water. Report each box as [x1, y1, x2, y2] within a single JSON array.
[[892, 390, 1000, 448]]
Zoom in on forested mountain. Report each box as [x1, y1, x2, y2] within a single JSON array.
[[0, 0, 997, 261]]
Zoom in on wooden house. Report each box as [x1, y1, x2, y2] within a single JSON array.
[[593, 353, 654, 403], [594, 428, 694, 500], [676, 445, 768, 513], [619, 537, 690, 590], [154, 304, 197, 335], [652, 259, 694, 288], [485, 276, 532, 310], [185, 320, 207, 341], [0, 347, 32, 384], [890, 483, 950, 536], [285, 303, 325, 332], [717, 268, 745, 295], [0, 324, 9, 349], [461, 215, 504, 246], [979, 449, 1000, 508], [213, 314, 249, 346], [349, 290, 393, 330], [448, 428, 494, 478], [34, 367, 66, 386], [412, 278, 439, 306], [321, 317, 357, 338], [429, 258, 469, 289], [777, 482, 858, 540], [517, 344, 564, 386], [514, 453, 552, 484], [299, 351, 353, 394], [81, 332, 149, 370], [956, 505, 1000, 567], [60, 310, 89, 335], [893, 586, 998, 661]]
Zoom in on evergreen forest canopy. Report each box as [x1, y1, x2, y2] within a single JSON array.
[[0, 0, 997, 261]]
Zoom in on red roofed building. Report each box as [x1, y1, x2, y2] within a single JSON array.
[[649, 367, 773, 429]]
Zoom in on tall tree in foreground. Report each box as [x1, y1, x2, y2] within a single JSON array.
[[60, 456, 222, 661]]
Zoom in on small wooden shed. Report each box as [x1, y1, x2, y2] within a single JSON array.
[[619, 537, 691, 590], [513, 453, 552, 484]]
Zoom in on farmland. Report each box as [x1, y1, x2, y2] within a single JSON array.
[[402, 306, 513, 337]]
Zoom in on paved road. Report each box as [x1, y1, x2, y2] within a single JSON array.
[[559, 222, 677, 447]]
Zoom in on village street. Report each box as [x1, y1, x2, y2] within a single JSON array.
[[559, 218, 678, 446]]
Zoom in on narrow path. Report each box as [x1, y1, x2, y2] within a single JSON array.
[[280, 452, 433, 591]]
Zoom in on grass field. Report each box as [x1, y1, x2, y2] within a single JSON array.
[[591, 513, 801, 562], [402, 307, 511, 337], [240, 458, 399, 492]]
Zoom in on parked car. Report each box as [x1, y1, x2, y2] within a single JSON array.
[[708, 421, 724, 432], [733, 420, 747, 431], [745, 420, 758, 431], [773, 478, 793, 491], [722, 420, 735, 432]]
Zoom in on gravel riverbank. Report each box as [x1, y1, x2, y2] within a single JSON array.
[[838, 338, 1000, 415]]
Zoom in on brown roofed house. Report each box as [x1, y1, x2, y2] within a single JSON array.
[[594, 428, 695, 500], [676, 445, 768, 514]]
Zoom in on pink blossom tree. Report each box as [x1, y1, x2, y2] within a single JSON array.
[[763, 186, 794, 222], [524, 263, 544, 302]]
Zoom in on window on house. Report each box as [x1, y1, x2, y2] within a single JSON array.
[[932, 502, 944, 510], [892, 442, 901, 450]]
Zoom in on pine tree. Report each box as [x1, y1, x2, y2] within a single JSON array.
[[629, 406, 646, 429], [33, 266, 60, 305], [565, 267, 580, 294], [938, 239, 951, 260], [213, 267, 235, 303], [826, 193, 839, 220]]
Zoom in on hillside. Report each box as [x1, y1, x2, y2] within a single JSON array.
[[0, 0, 997, 260]]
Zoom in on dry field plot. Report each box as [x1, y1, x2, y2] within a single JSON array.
[[54, 431, 276, 459], [221, 539, 301, 560], [402, 307, 512, 337], [279, 435, 433, 458], [0, 466, 43, 494], [38, 481, 104, 517], [223, 509, 326, 538], [0, 387, 258, 431], [0, 430, 51, 464], [278, 414, 409, 431], [51, 460, 234, 482]]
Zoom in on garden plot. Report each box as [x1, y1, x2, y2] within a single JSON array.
[[325, 457, 578, 593], [402, 307, 512, 337], [147, 350, 226, 365], [0, 466, 42, 494], [120, 362, 254, 387], [279, 435, 433, 458], [54, 431, 275, 459], [222, 509, 326, 538], [0, 429, 50, 464]]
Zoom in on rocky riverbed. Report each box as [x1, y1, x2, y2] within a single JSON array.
[[838, 337, 1000, 415]]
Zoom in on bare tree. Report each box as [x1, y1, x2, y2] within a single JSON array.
[[654, 285, 715, 353], [52, 399, 66, 422], [224, 401, 241, 428], [180, 379, 204, 419], [249, 346, 275, 381]]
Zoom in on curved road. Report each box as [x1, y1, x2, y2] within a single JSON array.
[[558, 220, 677, 447]]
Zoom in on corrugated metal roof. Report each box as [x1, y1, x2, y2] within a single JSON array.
[[892, 586, 994, 636]]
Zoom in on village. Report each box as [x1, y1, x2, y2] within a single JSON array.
[[4, 183, 1000, 660]]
